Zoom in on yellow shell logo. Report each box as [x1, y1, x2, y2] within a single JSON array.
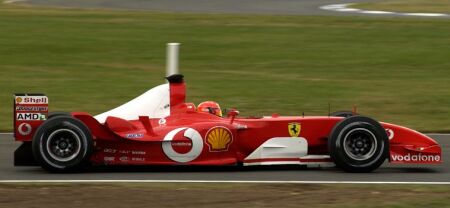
[[206, 127, 233, 152], [15, 97, 23, 103]]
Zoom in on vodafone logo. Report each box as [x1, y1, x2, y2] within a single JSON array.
[[162, 128, 203, 163], [391, 153, 441, 162], [18, 123, 32, 136]]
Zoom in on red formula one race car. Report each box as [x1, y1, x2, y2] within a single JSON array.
[[13, 46, 442, 173]]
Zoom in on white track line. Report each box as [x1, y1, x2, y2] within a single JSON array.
[[427, 133, 450, 136], [403, 13, 448, 17], [0, 180, 449, 185], [360, 10, 394, 15], [3, 0, 27, 4], [320, 3, 449, 17]]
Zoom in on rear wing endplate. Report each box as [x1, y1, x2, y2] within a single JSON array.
[[13, 94, 48, 141]]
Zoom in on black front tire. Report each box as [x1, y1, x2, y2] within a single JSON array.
[[32, 116, 93, 173], [328, 116, 389, 173], [330, 111, 358, 118]]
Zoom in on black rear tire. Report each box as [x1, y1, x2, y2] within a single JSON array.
[[48, 112, 71, 119], [32, 116, 93, 173], [328, 116, 389, 173]]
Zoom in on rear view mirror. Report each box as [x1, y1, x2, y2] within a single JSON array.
[[227, 109, 239, 117], [227, 109, 239, 124]]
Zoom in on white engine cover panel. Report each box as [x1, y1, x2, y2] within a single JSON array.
[[94, 83, 170, 123], [245, 137, 308, 160]]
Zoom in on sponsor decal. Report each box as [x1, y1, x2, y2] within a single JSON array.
[[386, 128, 394, 140], [132, 157, 145, 162], [132, 150, 146, 155], [125, 133, 144, 139], [15, 97, 23, 103], [16, 113, 46, 121], [158, 118, 167, 125], [391, 153, 441, 162], [288, 122, 301, 137], [170, 137, 193, 155], [104, 148, 145, 155], [15, 106, 48, 112], [234, 123, 247, 130], [104, 157, 115, 162], [17, 123, 32, 136], [103, 148, 117, 153], [15, 96, 48, 104], [162, 127, 203, 163], [205, 126, 233, 152], [171, 142, 192, 147]]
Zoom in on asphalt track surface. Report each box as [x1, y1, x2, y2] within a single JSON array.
[[0, 133, 448, 182], [20, 0, 383, 16]]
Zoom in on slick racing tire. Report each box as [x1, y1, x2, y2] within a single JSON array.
[[328, 116, 389, 173], [330, 111, 358, 118], [32, 116, 93, 173], [48, 112, 71, 119]]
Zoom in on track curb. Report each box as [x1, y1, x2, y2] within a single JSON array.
[[320, 3, 449, 18]]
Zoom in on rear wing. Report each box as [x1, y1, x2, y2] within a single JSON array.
[[13, 94, 48, 141]]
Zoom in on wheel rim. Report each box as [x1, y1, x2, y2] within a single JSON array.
[[343, 128, 378, 161], [46, 129, 81, 162]]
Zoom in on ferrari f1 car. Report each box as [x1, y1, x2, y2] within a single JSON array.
[[13, 46, 441, 173]]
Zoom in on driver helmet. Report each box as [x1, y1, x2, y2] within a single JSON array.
[[197, 101, 222, 117]]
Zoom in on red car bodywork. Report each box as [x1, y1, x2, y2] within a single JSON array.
[[13, 75, 442, 168]]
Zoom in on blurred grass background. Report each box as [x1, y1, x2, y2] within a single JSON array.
[[0, 4, 449, 132]]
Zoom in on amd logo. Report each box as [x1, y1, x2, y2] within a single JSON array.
[[16, 113, 46, 121]]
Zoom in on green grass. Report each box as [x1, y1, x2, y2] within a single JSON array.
[[0, 4, 450, 132], [354, 0, 450, 13]]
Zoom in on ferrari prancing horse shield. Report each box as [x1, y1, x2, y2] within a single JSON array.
[[288, 123, 301, 137]]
